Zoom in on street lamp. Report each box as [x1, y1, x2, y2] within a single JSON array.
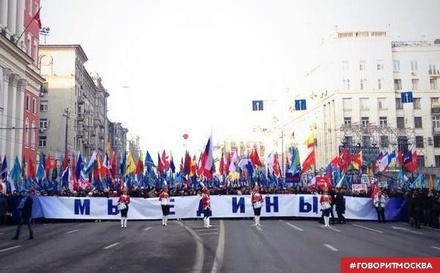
[[62, 108, 69, 158]]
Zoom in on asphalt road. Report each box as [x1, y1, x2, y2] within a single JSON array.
[[0, 218, 439, 273]]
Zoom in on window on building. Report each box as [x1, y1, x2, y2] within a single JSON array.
[[431, 79, 438, 90], [378, 98, 387, 109], [26, 95, 30, 111], [359, 60, 366, 71], [362, 136, 371, 147], [361, 117, 369, 127], [412, 79, 419, 90], [394, 79, 402, 90], [377, 78, 383, 90], [415, 136, 424, 148], [396, 117, 405, 129], [396, 98, 403, 109], [40, 119, 48, 129], [32, 98, 36, 113], [411, 60, 418, 72], [360, 79, 367, 90], [413, 98, 421, 109], [343, 98, 352, 111], [379, 117, 387, 127], [343, 79, 350, 90], [435, 156, 440, 167], [429, 64, 438, 75], [376, 60, 384, 70], [414, 116, 423, 128], [393, 60, 400, 72], [25, 120, 29, 147], [39, 136, 47, 147], [40, 101, 48, 111], [344, 117, 352, 127], [380, 135, 389, 148], [433, 116, 440, 133], [418, 156, 425, 168], [360, 98, 369, 110], [434, 136, 440, 148], [342, 60, 349, 71]]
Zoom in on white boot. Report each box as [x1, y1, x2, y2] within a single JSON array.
[[203, 217, 207, 228], [207, 217, 211, 228], [121, 219, 124, 228], [164, 216, 168, 226], [257, 216, 261, 226], [162, 216, 166, 226], [324, 216, 330, 227], [254, 216, 258, 226], [124, 218, 127, 227]]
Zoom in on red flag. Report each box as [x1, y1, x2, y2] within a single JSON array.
[[301, 149, 315, 173], [135, 159, 144, 174], [32, 8, 42, 29], [200, 136, 213, 178], [338, 149, 351, 172], [250, 148, 263, 167], [45, 153, 51, 178], [110, 151, 117, 178], [272, 153, 281, 177], [157, 153, 164, 175], [28, 157, 36, 178], [161, 150, 170, 171], [404, 150, 418, 172]]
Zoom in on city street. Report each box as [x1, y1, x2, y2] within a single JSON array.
[[0, 219, 439, 273]]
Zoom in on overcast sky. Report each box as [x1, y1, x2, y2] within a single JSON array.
[[40, 0, 440, 159]]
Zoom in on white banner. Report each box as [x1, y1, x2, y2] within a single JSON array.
[[34, 194, 381, 220]]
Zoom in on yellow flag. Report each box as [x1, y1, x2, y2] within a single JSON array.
[[304, 132, 315, 148], [126, 152, 136, 174]]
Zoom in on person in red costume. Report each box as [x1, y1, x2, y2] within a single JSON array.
[[159, 182, 171, 226], [201, 187, 212, 228], [320, 187, 333, 227], [251, 183, 264, 226], [118, 187, 131, 228]]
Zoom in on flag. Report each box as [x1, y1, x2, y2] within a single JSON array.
[[336, 174, 346, 188], [157, 152, 164, 175], [304, 132, 315, 148], [135, 159, 144, 175], [287, 147, 301, 174], [338, 149, 351, 172], [249, 148, 263, 167], [75, 153, 84, 180], [110, 151, 117, 177], [101, 153, 110, 178], [428, 174, 435, 191], [45, 153, 51, 179], [351, 151, 363, 170], [85, 151, 97, 174], [161, 150, 170, 172], [10, 156, 22, 182], [169, 153, 176, 174], [201, 135, 213, 178], [183, 151, 191, 176], [144, 151, 155, 167], [0, 155, 7, 179], [301, 149, 315, 173], [27, 157, 36, 179], [120, 151, 126, 176], [36, 152, 45, 180], [32, 7, 42, 29], [219, 152, 228, 175], [404, 150, 418, 172], [126, 152, 136, 174], [272, 153, 281, 178]]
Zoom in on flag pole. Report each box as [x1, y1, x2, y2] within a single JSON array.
[[15, 7, 42, 45]]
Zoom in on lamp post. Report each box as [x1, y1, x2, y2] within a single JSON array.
[[62, 108, 69, 159]]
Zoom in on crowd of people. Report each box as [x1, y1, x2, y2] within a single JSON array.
[[1, 183, 439, 237]]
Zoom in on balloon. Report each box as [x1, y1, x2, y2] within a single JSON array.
[[183, 133, 188, 139]]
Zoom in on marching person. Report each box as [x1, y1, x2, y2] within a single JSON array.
[[159, 182, 171, 226], [320, 187, 333, 227], [12, 189, 35, 240], [334, 187, 346, 224], [251, 183, 264, 226], [118, 187, 131, 228], [201, 186, 212, 228], [374, 189, 387, 223]]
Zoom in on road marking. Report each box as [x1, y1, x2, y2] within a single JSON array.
[[324, 244, 338, 252], [391, 226, 423, 235], [198, 232, 218, 236], [211, 220, 225, 273], [328, 226, 341, 232], [286, 223, 303, 231], [66, 229, 80, 234], [431, 246, 440, 251], [352, 224, 384, 234], [0, 245, 21, 253], [103, 242, 120, 250], [144, 227, 152, 231], [177, 221, 204, 273]]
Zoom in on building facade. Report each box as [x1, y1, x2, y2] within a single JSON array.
[[0, 0, 44, 173], [292, 30, 440, 173]]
